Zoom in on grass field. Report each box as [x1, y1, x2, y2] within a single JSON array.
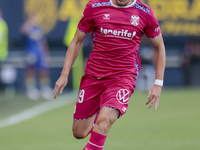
[[0, 88, 200, 150]]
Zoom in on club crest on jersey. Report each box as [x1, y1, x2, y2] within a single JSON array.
[[116, 89, 130, 104], [130, 15, 140, 26]]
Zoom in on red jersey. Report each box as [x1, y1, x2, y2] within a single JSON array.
[[78, 0, 161, 79]]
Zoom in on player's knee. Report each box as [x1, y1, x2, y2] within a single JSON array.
[[95, 117, 111, 134], [72, 128, 87, 139], [73, 132, 85, 139]]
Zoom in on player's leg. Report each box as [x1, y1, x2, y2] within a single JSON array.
[[83, 76, 136, 150], [73, 95, 101, 139], [93, 107, 119, 135], [25, 51, 40, 100], [25, 66, 40, 100], [38, 51, 52, 99], [73, 114, 96, 139], [73, 75, 104, 139], [83, 107, 119, 150]]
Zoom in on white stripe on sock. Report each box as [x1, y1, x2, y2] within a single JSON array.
[[88, 141, 104, 148]]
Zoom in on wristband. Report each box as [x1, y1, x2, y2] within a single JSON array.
[[154, 79, 163, 86]]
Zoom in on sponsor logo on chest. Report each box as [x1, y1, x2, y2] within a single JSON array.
[[100, 14, 140, 39], [100, 27, 136, 40]]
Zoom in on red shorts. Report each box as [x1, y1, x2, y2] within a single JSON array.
[[73, 74, 136, 120]]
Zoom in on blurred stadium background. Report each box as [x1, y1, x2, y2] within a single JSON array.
[[0, 0, 200, 150]]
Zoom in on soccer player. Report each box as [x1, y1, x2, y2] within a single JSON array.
[[21, 13, 52, 100], [53, 0, 166, 149]]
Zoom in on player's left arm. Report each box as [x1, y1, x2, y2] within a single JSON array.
[[146, 34, 166, 110]]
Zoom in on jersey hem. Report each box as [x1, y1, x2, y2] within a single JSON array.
[[74, 112, 98, 120], [149, 33, 161, 39], [77, 28, 88, 34]]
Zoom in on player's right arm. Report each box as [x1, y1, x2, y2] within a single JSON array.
[[53, 29, 87, 99], [54, 1, 93, 99]]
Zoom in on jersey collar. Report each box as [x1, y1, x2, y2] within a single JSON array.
[[110, 0, 136, 8]]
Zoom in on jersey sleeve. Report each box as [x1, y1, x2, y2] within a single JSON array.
[[77, 2, 94, 34], [144, 9, 161, 39]]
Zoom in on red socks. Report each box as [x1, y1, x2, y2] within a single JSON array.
[[83, 131, 107, 150]]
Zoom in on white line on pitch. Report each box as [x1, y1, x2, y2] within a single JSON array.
[[0, 92, 76, 129]]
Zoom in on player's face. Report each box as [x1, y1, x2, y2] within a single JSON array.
[[112, 0, 134, 6]]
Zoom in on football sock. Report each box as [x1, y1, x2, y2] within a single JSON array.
[[83, 131, 107, 150]]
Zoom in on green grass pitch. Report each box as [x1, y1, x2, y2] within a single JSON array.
[[0, 88, 200, 150]]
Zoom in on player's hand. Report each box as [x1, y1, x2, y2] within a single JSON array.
[[53, 75, 68, 99], [146, 84, 162, 110]]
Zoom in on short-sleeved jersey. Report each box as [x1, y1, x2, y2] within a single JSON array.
[[78, 0, 161, 78]]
